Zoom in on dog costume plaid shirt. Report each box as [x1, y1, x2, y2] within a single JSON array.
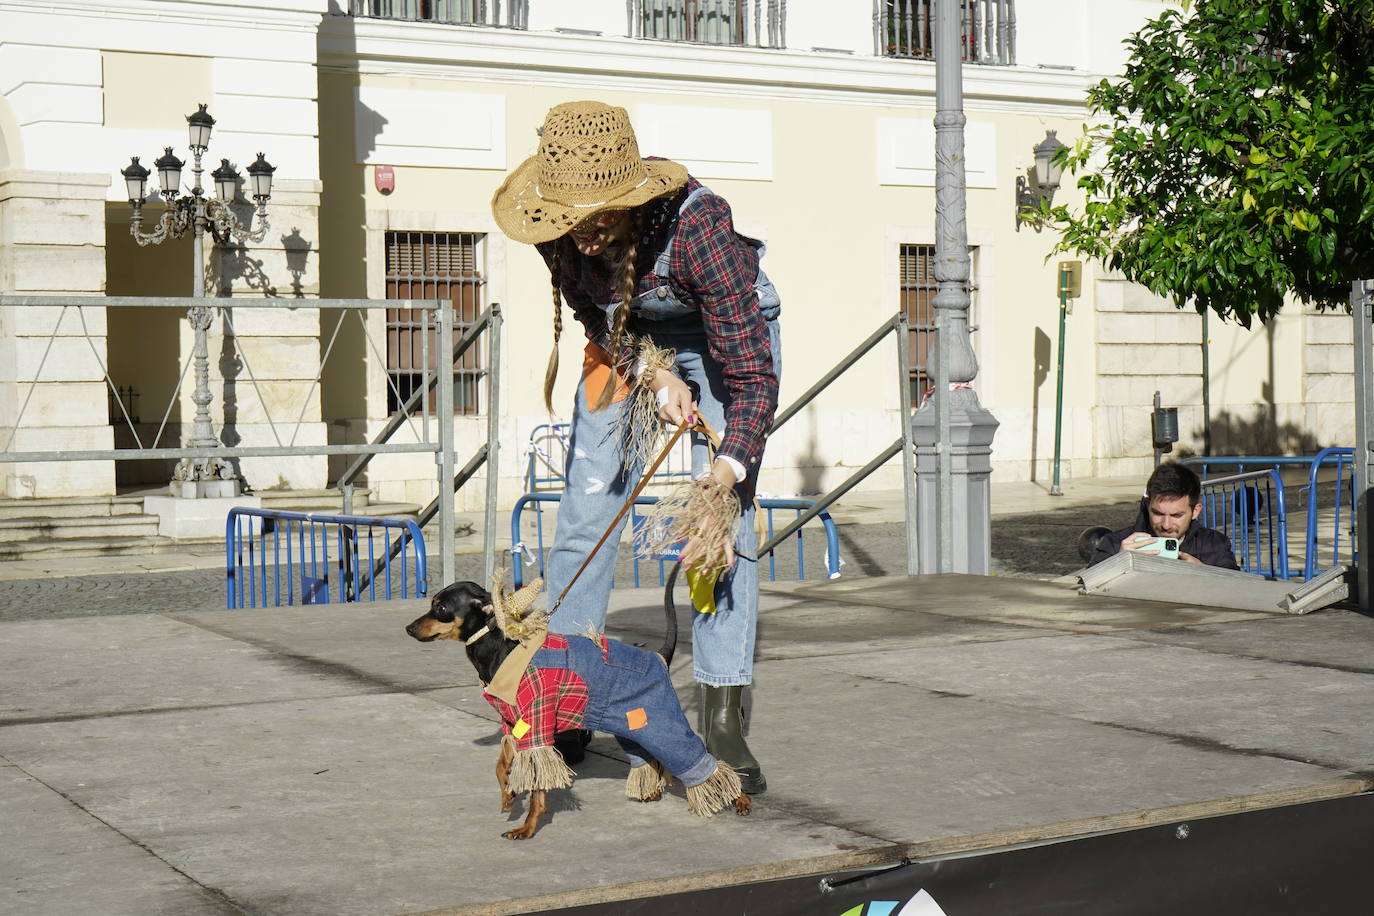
[[483, 633, 722, 789]]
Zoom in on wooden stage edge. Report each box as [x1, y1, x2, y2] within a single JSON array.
[[417, 776, 1372, 916]]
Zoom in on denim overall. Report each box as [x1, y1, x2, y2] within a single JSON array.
[[546, 186, 782, 687], [531, 635, 720, 786]]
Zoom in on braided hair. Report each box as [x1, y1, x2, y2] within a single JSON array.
[[594, 209, 642, 411], [542, 244, 564, 413]]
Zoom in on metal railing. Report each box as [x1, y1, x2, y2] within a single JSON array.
[[0, 294, 475, 587], [347, 0, 528, 28], [508, 492, 841, 588], [337, 303, 503, 588], [509, 311, 917, 581], [1301, 447, 1357, 580], [1181, 455, 1319, 478], [1182, 449, 1358, 581], [629, 0, 785, 48], [226, 508, 426, 607], [1197, 469, 1290, 579], [754, 312, 919, 574], [874, 0, 1015, 64]]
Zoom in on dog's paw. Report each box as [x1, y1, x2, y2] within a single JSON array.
[[734, 795, 752, 816], [632, 788, 663, 803], [502, 826, 537, 840], [500, 792, 516, 813]]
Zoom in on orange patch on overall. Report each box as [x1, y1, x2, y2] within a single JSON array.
[[582, 342, 631, 408], [626, 707, 648, 730]]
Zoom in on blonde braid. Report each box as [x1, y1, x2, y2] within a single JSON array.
[[595, 211, 641, 411], [543, 244, 563, 414]]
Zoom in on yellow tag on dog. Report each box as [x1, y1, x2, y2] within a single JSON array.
[[685, 564, 722, 615], [512, 718, 531, 739]]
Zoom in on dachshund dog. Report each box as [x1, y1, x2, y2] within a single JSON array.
[[405, 580, 750, 840]]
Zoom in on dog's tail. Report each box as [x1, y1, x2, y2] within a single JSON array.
[[660, 559, 683, 665]]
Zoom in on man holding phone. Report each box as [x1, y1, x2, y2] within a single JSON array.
[[1088, 462, 1239, 569]]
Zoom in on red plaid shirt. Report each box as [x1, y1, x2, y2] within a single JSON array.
[[483, 634, 589, 752], [536, 176, 778, 469]]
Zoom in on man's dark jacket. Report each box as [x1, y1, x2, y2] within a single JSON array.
[[1088, 499, 1239, 569]]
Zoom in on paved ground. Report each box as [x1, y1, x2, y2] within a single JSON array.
[[4, 571, 1372, 915], [9, 476, 1374, 914]]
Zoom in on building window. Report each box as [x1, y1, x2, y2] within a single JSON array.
[[876, 0, 1015, 65], [630, 0, 785, 48], [347, 0, 527, 29], [384, 231, 485, 415], [900, 244, 978, 407]]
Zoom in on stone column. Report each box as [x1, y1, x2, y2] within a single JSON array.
[[0, 169, 114, 498]]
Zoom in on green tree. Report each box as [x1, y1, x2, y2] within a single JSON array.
[[1047, 0, 1374, 325]]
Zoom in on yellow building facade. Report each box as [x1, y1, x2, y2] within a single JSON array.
[[0, 0, 1354, 507]]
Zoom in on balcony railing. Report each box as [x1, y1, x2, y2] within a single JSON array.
[[629, 0, 786, 49], [875, 0, 1015, 65], [347, 0, 528, 29]]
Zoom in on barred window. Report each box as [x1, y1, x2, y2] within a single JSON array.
[[347, 0, 528, 28], [631, 0, 785, 49], [384, 231, 485, 415], [877, 0, 1016, 65], [900, 244, 979, 407]]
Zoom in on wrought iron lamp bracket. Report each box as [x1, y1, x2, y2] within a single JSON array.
[[129, 199, 195, 247], [205, 197, 270, 246]]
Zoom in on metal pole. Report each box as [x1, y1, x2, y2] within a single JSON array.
[[482, 303, 503, 588], [1352, 280, 1373, 615], [895, 311, 919, 575], [933, 0, 972, 573], [1050, 263, 1068, 496], [437, 297, 456, 588], [1201, 309, 1212, 455]]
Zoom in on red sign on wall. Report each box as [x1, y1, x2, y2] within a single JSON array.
[[375, 165, 395, 195]]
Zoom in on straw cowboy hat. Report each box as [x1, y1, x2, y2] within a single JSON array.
[[491, 101, 688, 245]]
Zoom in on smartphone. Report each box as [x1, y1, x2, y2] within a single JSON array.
[[1136, 536, 1180, 560]]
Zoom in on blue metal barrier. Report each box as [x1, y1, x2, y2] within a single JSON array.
[[226, 508, 427, 608], [1301, 446, 1357, 580], [1197, 469, 1290, 579], [1181, 456, 1319, 479], [509, 492, 842, 588]]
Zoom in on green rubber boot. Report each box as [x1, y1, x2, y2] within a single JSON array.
[[700, 684, 766, 794]]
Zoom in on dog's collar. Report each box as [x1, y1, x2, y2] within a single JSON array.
[[464, 624, 491, 646]]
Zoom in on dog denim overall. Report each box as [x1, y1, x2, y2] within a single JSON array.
[[484, 632, 741, 815]]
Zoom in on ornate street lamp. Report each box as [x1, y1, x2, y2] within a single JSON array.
[[118, 103, 276, 498], [1015, 129, 1067, 230]]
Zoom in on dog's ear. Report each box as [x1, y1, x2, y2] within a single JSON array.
[[466, 585, 492, 613]]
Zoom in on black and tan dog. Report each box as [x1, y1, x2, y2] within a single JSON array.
[[405, 579, 750, 840]]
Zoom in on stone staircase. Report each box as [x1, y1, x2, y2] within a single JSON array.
[[0, 489, 423, 561]]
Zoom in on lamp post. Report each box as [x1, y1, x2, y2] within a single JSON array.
[[1050, 261, 1082, 496], [910, 0, 1000, 574], [118, 104, 275, 498]]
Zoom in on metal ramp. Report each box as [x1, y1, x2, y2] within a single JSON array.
[[1079, 550, 1349, 615]]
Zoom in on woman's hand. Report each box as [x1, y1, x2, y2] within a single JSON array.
[[650, 369, 695, 425]]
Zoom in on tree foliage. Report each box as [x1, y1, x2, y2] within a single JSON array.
[[1047, 0, 1374, 325]]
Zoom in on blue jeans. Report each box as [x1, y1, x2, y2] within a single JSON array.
[[545, 320, 781, 686]]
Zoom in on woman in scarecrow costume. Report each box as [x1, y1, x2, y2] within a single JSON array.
[[491, 100, 781, 793]]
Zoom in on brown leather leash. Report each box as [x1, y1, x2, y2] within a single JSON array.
[[551, 417, 700, 614]]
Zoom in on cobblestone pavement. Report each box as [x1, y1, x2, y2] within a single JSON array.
[[0, 502, 1132, 623]]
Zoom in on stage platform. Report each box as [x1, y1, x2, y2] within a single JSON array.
[[3, 573, 1373, 915]]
